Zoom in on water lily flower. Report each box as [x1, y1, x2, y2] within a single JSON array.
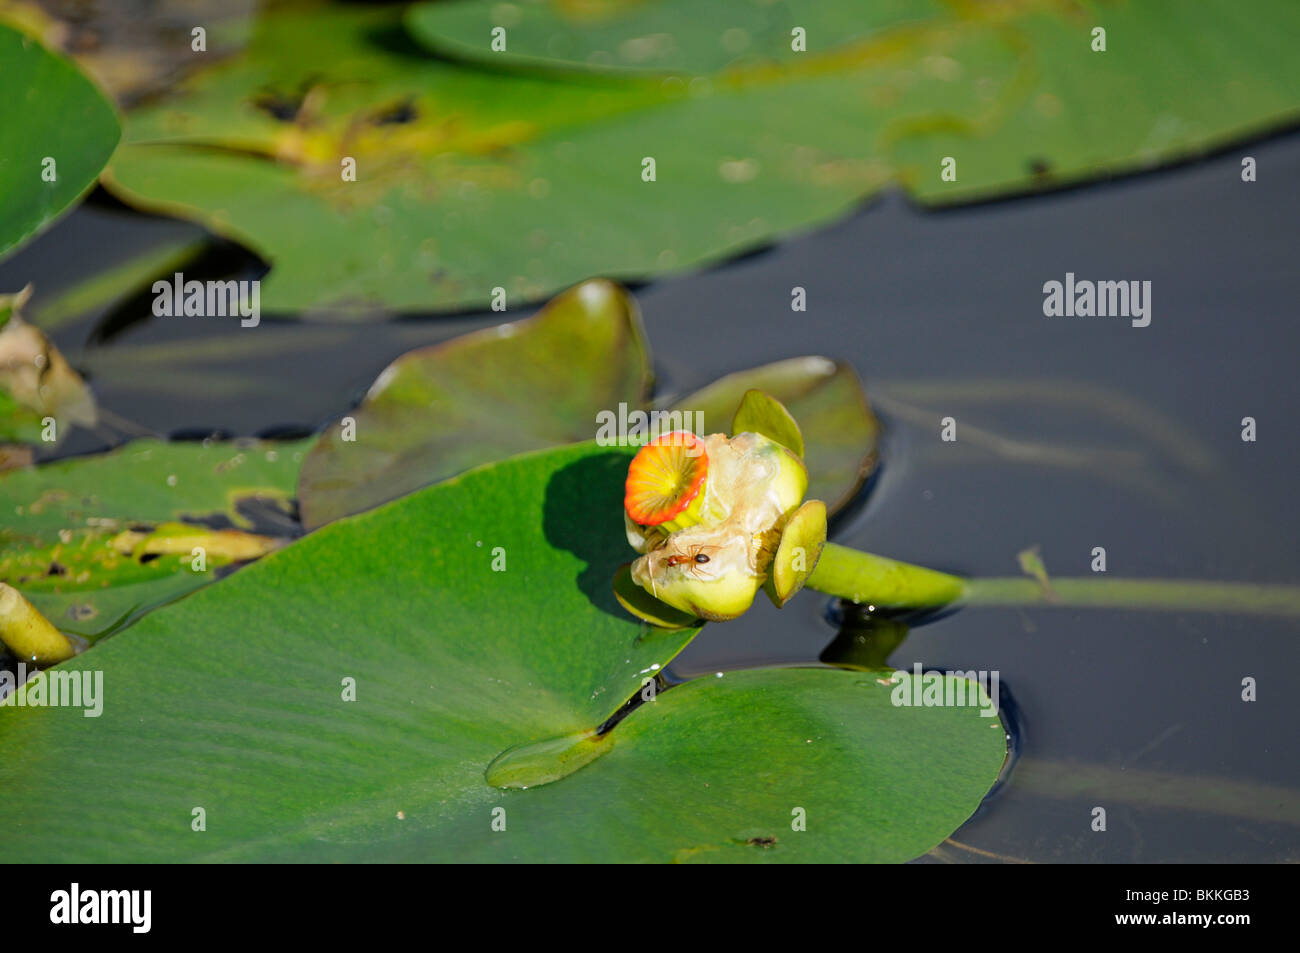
[[619, 392, 826, 621], [614, 389, 966, 628], [613, 390, 1300, 634]]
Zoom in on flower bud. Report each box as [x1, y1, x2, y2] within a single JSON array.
[[623, 428, 808, 621]]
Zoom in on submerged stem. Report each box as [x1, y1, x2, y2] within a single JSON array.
[[806, 543, 1300, 617], [963, 577, 1300, 616]]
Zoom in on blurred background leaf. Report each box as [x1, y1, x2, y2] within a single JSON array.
[[297, 279, 652, 527], [296, 281, 880, 529], [670, 356, 879, 515], [0, 21, 119, 259], [97, 0, 1300, 314], [0, 437, 307, 641], [407, 0, 944, 75]]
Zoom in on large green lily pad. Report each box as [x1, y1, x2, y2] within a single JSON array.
[[0, 438, 308, 642], [406, 0, 944, 75], [0, 442, 1005, 862], [103, 1, 1300, 313], [297, 283, 878, 529], [893, 1, 1300, 204], [297, 279, 652, 528], [0, 23, 120, 259]]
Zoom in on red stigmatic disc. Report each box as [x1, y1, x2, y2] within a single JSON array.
[[623, 432, 708, 526]]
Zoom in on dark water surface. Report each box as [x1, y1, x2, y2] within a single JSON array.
[[5, 131, 1298, 863]]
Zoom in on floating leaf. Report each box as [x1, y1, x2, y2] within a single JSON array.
[[297, 279, 651, 528], [102, 2, 1300, 312], [406, 0, 941, 75], [0, 437, 308, 642], [0, 442, 1004, 861], [104, 5, 669, 314], [0, 22, 120, 258], [291, 286, 881, 529], [298, 283, 876, 529], [673, 357, 879, 514], [895, 2, 1300, 204]]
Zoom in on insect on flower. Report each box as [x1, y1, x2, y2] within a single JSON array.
[[663, 545, 717, 578]]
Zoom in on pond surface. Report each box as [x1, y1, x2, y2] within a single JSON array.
[[5, 129, 1297, 863]]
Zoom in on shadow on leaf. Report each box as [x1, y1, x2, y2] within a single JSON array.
[[543, 449, 635, 622]]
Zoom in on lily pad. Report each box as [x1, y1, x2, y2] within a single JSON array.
[[0, 22, 120, 259], [297, 282, 877, 529], [0, 437, 308, 642], [0, 442, 1004, 862], [103, 1, 1300, 312], [673, 356, 879, 514], [406, 0, 942, 75], [297, 279, 652, 529]]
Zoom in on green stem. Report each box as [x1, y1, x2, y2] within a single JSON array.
[[963, 577, 1300, 616], [806, 543, 968, 609], [806, 543, 1300, 617]]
